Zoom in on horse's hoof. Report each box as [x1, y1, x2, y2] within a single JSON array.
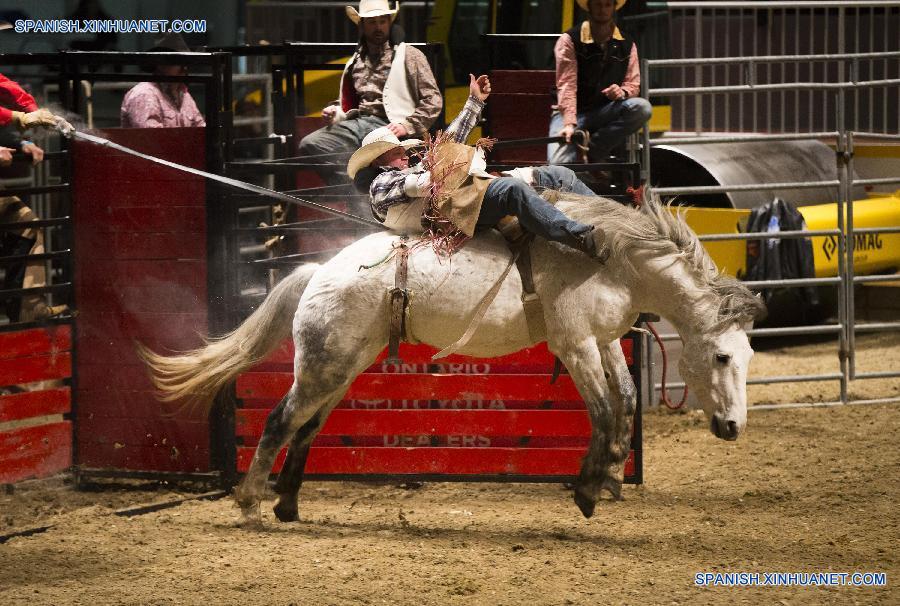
[[573, 489, 596, 519], [238, 504, 262, 528], [273, 500, 300, 523], [600, 477, 624, 501]]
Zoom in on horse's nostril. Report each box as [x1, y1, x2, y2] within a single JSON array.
[[726, 420, 737, 436]]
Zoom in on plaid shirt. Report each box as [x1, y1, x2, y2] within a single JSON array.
[[370, 95, 485, 221]]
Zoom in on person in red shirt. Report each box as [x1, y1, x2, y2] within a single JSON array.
[[0, 74, 72, 134]]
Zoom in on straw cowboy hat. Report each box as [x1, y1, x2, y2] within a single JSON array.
[[347, 126, 422, 179], [576, 0, 627, 10], [346, 0, 399, 24]]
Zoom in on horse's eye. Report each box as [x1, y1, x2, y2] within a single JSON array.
[[715, 353, 731, 364]]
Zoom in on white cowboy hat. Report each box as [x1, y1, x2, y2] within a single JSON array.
[[346, 0, 399, 24], [347, 127, 422, 179], [576, 0, 627, 10]]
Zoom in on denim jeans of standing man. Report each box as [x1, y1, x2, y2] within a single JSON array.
[[547, 97, 652, 165]]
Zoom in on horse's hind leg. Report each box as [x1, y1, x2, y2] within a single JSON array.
[[234, 386, 310, 523], [234, 329, 384, 524], [597, 339, 637, 501], [271, 411, 324, 522], [559, 339, 613, 519], [235, 380, 350, 525]]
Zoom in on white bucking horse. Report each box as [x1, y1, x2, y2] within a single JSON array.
[[140, 192, 766, 525]]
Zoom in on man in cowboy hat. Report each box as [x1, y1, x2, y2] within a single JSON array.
[[547, 0, 652, 164], [120, 33, 206, 128], [349, 73, 600, 257], [299, 0, 442, 188]]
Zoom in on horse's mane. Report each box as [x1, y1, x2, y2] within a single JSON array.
[[551, 191, 767, 329]]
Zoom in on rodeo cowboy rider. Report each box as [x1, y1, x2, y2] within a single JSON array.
[[0, 67, 74, 322], [348, 73, 602, 257]]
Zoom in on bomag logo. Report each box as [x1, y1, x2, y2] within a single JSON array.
[[822, 233, 883, 260]]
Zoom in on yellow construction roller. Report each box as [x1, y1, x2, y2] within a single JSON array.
[[679, 191, 900, 279], [803, 191, 900, 277]]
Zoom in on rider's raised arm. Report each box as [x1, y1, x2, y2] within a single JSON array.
[[443, 74, 490, 143], [443, 95, 485, 144]]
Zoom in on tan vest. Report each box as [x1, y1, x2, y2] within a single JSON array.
[[382, 142, 494, 237], [427, 142, 493, 237]]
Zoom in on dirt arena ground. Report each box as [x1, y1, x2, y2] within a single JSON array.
[[1, 334, 898, 605]]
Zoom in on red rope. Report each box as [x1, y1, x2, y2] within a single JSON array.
[[626, 184, 644, 207], [645, 321, 689, 410]]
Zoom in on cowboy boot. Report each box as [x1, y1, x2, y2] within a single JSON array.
[[572, 226, 610, 262]]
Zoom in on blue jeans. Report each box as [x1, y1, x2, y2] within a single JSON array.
[[531, 165, 596, 196], [547, 97, 652, 164], [477, 172, 593, 247]]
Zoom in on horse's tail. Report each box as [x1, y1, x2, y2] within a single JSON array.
[[137, 263, 320, 408]]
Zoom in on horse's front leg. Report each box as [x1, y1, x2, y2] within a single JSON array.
[[559, 339, 614, 519], [597, 339, 638, 501]]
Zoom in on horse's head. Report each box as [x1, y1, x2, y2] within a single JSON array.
[[679, 324, 754, 441]]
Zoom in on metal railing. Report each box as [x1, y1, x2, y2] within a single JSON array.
[[642, 45, 900, 407], [660, 1, 900, 135]]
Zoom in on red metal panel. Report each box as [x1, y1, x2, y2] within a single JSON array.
[[76, 230, 206, 261], [487, 70, 556, 164], [0, 325, 72, 360], [0, 422, 72, 483], [255, 340, 633, 370], [75, 207, 207, 235], [69, 179, 206, 208], [490, 70, 556, 94], [487, 94, 555, 139], [76, 390, 198, 420], [73, 283, 206, 314], [78, 442, 209, 473], [236, 409, 593, 438], [239, 398, 586, 413], [76, 417, 209, 451], [76, 312, 206, 344], [72, 128, 210, 473], [0, 352, 71, 387], [0, 388, 70, 423], [78, 259, 206, 286], [237, 445, 635, 477], [238, 372, 583, 402], [75, 128, 206, 167], [75, 364, 156, 393]]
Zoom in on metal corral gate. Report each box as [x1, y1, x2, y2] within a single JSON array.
[[642, 1, 900, 406]]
